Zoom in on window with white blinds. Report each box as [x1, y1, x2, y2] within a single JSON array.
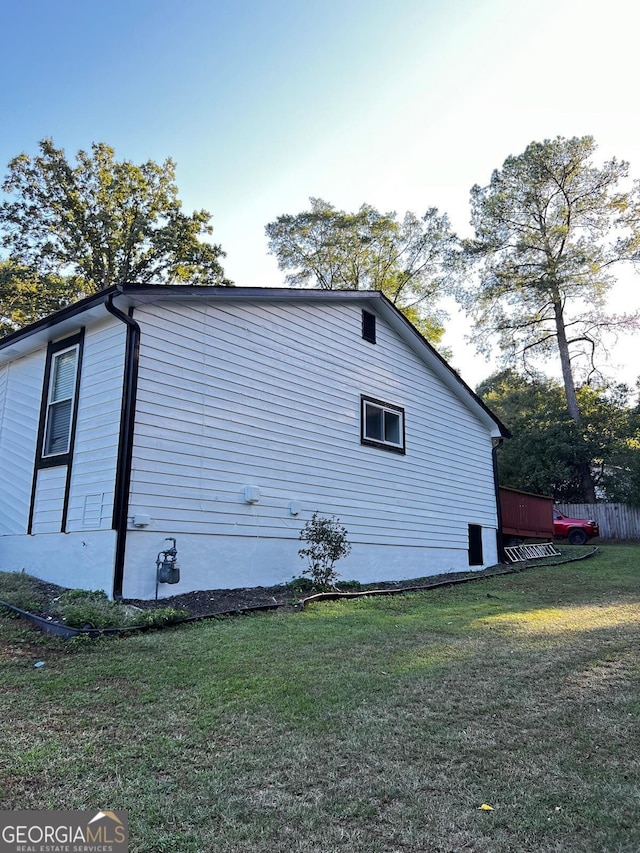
[[43, 346, 79, 457]]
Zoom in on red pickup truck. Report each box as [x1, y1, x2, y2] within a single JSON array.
[[553, 510, 599, 545]]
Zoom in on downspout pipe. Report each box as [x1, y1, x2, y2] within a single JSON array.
[[105, 294, 141, 599], [492, 438, 506, 564]]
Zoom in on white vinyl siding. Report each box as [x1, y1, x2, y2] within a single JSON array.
[[32, 320, 125, 534], [0, 318, 126, 537], [129, 300, 497, 553], [0, 351, 45, 534], [65, 318, 126, 531], [30, 467, 67, 533]]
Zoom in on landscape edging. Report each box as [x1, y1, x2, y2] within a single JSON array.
[[0, 547, 599, 640]]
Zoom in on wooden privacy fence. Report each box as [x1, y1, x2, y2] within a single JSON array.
[[555, 503, 640, 540]]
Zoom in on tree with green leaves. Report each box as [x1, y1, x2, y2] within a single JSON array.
[[580, 382, 640, 506], [266, 198, 464, 343], [478, 370, 640, 505], [0, 139, 230, 303], [465, 136, 640, 501], [0, 260, 85, 336]]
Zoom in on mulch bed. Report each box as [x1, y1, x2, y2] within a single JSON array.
[[17, 575, 468, 620], [126, 584, 298, 616], [6, 549, 598, 625]]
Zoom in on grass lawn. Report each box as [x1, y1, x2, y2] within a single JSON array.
[[1, 544, 639, 852]]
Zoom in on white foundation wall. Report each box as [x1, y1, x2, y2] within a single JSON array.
[[121, 527, 498, 600], [0, 530, 117, 593]]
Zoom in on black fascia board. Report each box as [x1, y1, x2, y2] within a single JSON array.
[[0, 285, 121, 352], [0, 284, 365, 353], [372, 291, 512, 439]]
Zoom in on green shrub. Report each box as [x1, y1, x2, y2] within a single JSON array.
[[136, 608, 188, 628], [287, 576, 363, 595], [59, 588, 108, 603], [57, 597, 129, 629], [286, 576, 316, 595], [298, 512, 352, 589], [55, 590, 187, 630], [337, 579, 362, 590], [0, 574, 188, 632]]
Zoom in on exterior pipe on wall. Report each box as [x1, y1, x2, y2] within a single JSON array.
[[492, 437, 506, 564], [105, 294, 141, 599]]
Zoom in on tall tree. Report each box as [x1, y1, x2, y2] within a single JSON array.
[[465, 136, 640, 501], [478, 370, 640, 504], [0, 260, 85, 336], [266, 198, 464, 343], [0, 139, 230, 296]]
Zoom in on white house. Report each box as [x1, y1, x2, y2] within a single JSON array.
[[0, 285, 509, 600]]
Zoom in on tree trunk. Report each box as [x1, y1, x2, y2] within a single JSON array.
[[553, 294, 598, 503]]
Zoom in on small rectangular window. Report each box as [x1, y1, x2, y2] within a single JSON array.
[[362, 310, 376, 344], [36, 333, 83, 468], [361, 396, 405, 454], [43, 347, 78, 457]]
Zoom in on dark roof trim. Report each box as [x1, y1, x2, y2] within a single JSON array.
[[0, 284, 373, 352], [374, 291, 511, 438], [0, 285, 120, 352]]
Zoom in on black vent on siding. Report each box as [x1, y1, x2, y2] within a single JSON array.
[[468, 524, 484, 566], [362, 310, 376, 343]]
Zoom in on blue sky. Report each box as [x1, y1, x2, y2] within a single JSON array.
[[1, 0, 639, 388]]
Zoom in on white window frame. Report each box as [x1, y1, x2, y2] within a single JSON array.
[[361, 396, 405, 454], [42, 344, 80, 459]]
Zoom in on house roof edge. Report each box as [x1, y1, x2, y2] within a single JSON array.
[[0, 284, 510, 437]]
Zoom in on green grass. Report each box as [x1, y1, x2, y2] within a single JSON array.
[[1, 544, 639, 852], [0, 569, 48, 612], [0, 575, 187, 629]]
